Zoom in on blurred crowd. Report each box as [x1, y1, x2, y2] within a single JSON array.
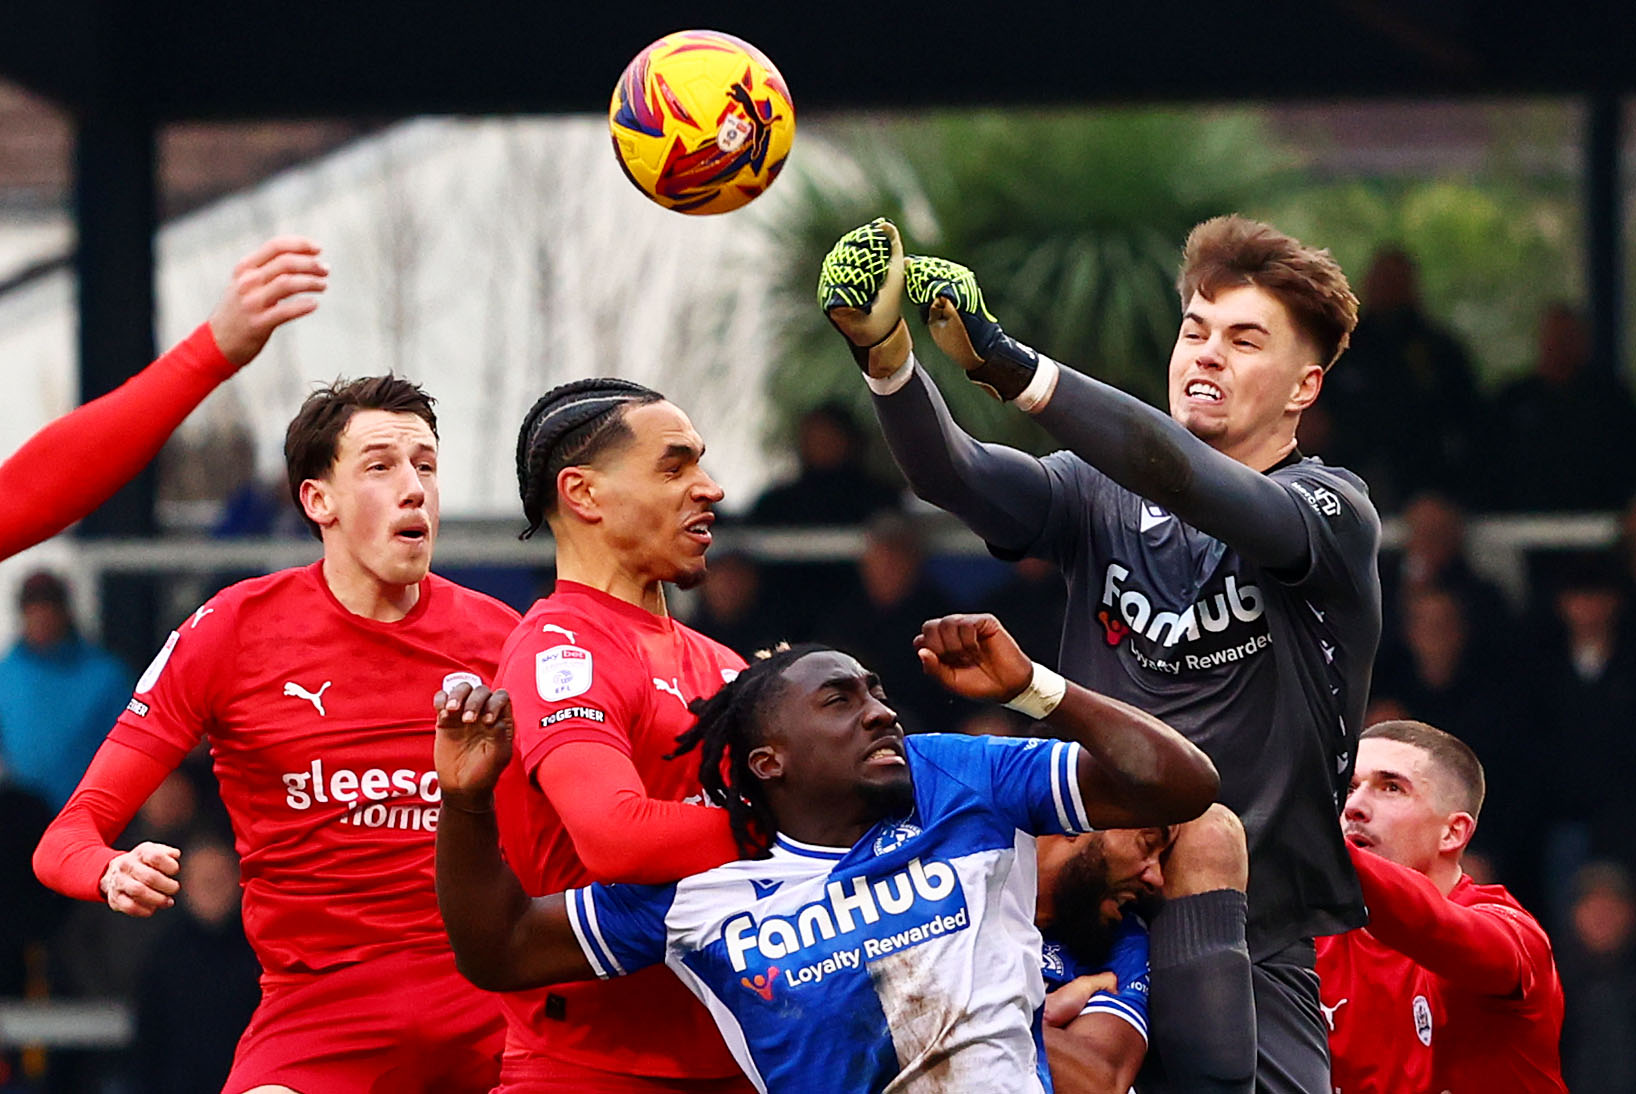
[[6, 244, 1636, 1090]]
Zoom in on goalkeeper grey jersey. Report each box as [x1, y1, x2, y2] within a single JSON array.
[[870, 360, 1380, 960], [1024, 450, 1376, 958]]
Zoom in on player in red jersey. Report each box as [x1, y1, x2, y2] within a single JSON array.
[[0, 235, 326, 560], [1317, 720, 1566, 1093], [33, 376, 520, 1094], [464, 378, 748, 1092]]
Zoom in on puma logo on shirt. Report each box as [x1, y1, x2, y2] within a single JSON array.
[[284, 680, 333, 716]]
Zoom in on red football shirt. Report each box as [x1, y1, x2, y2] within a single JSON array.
[[1317, 919, 1436, 1093], [108, 562, 519, 981], [1318, 844, 1566, 1093], [494, 581, 745, 1079]]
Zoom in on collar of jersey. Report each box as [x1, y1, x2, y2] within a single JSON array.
[[772, 833, 851, 860], [551, 580, 674, 632]]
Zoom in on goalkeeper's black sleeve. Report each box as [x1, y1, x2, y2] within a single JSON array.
[[1032, 365, 1312, 572], [871, 357, 1315, 571], [869, 361, 1054, 555]]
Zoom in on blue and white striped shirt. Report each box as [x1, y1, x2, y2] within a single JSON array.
[[565, 733, 1093, 1093]]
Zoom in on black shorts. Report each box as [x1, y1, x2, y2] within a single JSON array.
[[1250, 939, 1330, 1094]]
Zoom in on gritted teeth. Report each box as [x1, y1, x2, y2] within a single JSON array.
[[865, 740, 905, 763], [1186, 380, 1223, 401]]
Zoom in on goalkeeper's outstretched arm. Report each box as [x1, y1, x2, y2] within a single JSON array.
[[903, 248, 1318, 573], [1032, 367, 1315, 572], [818, 220, 1055, 555], [871, 364, 1055, 556]]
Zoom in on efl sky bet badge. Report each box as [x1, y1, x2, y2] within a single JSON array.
[[537, 646, 593, 701]]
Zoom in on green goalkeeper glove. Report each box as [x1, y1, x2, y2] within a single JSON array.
[[904, 255, 1043, 403], [817, 218, 913, 380]]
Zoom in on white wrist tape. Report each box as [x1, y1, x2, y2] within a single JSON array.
[[1004, 661, 1067, 719], [865, 353, 917, 396], [1014, 355, 1060, 413]]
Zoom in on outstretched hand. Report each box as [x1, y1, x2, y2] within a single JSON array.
[[914, 613, 1034, 702], [208, 236, 328, 368], [433, 682, 514, 810]]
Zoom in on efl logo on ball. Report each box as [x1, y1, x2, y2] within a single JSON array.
[[609, 29, 795, 215]]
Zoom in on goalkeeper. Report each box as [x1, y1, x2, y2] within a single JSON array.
[[817, 218, 1380, 1094]]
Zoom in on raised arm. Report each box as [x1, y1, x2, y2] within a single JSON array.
[[0, 237, 326, 561], [904, 251, 1314, 571], [818, 219, 1054, 555], [1032, 368, 1311, 570], [1348, 841, 1543, 998], [915, 613, 1218, 827], [433, 682, 597, 991], [870, 364, 1057, 555]]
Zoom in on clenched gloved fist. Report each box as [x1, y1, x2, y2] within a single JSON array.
[[904, 255, 1043, 403], [817, 218, 913, 379]]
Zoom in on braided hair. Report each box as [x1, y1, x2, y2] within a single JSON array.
[[669, 643, 830, 858], [514, 378, 664, 539]]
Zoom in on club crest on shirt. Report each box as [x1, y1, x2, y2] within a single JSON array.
[[1413, 993, 1433, 1046], [872, 820, 922, 856], [442, 671, 482, 693], [537, 646, 592, 701], [1040, 941, 1068, 979]]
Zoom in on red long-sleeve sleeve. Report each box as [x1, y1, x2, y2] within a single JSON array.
[[32, 738, 178, 902], [0, 323, 235, 561], [535, 741, 738, 883], [1349, 841, 1536, 997]]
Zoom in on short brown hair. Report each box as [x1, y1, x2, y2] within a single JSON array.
[[284, 376, 438, 539], [1178, 215, 1360, 370], [1362, 719, 1486, 820]]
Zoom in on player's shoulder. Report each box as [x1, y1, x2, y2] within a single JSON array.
[[423, 572, 523, 632], [519, 596, 639, 656], [1041, 447, 1122, 490], [673, 616, 749, 670], [904, 731, 978, 767], [1454, 878, 1547, 930], [1273, 457, 1379, 518], [182, 563, 314, 628]]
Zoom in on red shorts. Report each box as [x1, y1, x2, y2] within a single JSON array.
[[495, 1053, 754, 1094], [223, 947, 504, 1094]]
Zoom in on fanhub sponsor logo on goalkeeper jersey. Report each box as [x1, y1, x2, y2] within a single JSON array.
[[723, 857, 967, 976], [1099, 562, 1271, 671]]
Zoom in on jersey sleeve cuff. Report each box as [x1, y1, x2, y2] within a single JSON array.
[[1051, 740, 1093, 833], [865, 353, 917, 396], [566, 887, 626, 979], [175, 321, 239, 383], [1081, 994, 1149, 1042], [1014, 355, 1060, 413]]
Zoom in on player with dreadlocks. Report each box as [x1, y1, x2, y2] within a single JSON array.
[[436, 611, 1218, 1093], [481, 377, 754, 1093], [669, 642, 821, 859]]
